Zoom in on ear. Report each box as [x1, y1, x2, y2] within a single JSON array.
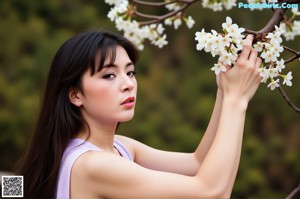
[[68, 87, 83, 107]]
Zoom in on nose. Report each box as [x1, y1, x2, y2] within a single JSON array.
[[120, 74, 135, 92]]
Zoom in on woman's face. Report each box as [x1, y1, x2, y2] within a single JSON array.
[[74, 45, 137, 127]]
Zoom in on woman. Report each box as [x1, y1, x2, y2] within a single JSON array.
[[18, 30, 261, 199]]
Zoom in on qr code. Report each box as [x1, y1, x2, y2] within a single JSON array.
[[1, 176, 23, 197]]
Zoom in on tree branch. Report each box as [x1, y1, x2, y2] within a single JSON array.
[[283, 46, 300, 64], [286, 183, 300, 199], [135, 0, 199, 25], [286, 0, 300, 3], [131, 0, 197, 7], [128, 0, 300, 113], [283, 45, 299, 55], [243, 1, 300, 113], [246, 0, 300, 34], [258, 8, 287, 33], [277, 84, 300, 113], [285, 53, 300, 64], [135, 10, 162, 20]]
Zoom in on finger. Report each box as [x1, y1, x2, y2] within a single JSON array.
[[244, 34, 254, 46], [255, 58, 263, 81], [255, 57, 262, 68], [248, 49, 258, 64], [225, 64, 231, 70], [239, 35, 254, 60]]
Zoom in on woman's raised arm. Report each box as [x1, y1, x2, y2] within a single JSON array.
[[71, 34, 261, 199]]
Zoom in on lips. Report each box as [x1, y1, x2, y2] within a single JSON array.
[[121, 97, 135, 105], [121, 97, 135, 109]]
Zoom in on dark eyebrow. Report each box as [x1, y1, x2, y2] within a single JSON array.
[[102, 62, 134, 68], [126, 62, 134, 67]]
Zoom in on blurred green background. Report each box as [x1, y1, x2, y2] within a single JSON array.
[[0, 0, 299, 198]]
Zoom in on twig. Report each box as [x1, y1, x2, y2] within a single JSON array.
[[286, 0, 300, 3], [129, 0, 200, 25], [137, 5, 187, 25], [286, 183, 300, 199], [243, 1, 300, 113], [277, 84, 300, 113], [258, 8, 287, 33], [285, 53, 300, 64], [283, 46, 299, 55], [131, 0, 197, 7], [283, 46, 300, 64], [128, 0, 300, 113], [253, 0, 300, 34], [135, 10, 162, 20]]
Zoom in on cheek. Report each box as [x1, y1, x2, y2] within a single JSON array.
[[81, 83, 120, 122], [81, 77, 115, 109], [85, 83, 116, 105], [133, 79, 138, 91]]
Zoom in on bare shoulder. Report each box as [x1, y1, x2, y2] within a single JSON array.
[[115, 134, 137, 144], [75, 150, 106, 168], [72, 150, 116, 180], [114, 134, 143, 158], [71, 149, 207, 198], [70, 151, 134, 198], [70, 143, 212, 198]]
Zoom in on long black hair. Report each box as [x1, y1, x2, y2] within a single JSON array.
[[17, 30, 139, 198]]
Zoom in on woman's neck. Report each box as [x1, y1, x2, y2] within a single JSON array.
[[76, 122, 118, 152]]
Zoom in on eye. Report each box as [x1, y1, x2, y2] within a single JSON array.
[[102, 73, 116, 79], [127, 71, 136, 77]]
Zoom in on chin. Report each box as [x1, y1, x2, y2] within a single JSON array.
[[118, 113, 135, 122]]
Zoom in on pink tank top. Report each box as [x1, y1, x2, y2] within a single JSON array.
[[55, 138, 133, 199]]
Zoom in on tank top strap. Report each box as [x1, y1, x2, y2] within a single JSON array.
[[56, 138, 133, 199], [113, 139, 133, 161], [56, 139, 101, 199]]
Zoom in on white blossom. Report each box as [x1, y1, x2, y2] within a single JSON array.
[[211, 63, 227, 75], [105, 1, 295, 91], [195, 17, 245, 67], [202, 0, 237, 11], [222, 16, 233, 32], [164, 18, 173, 26], [275, 25, 284, 35], [283, 71, 293, 86], [114, 1, 128, 13], [156, 24, 165, 35], [224, 0, 237, 10], [292, 21, 300, 35], [283, 31, 295, 41], [276, 59, 285, 72], [107, 8, 118, 21], [174, 18, 182, 29], [219, 52, 234, 65], [104, 0, 125, 6], [153, 34, 168, 48], [195, 29, 207, 51], [185, 16, 195, 29], [221, 34, 232, 47], [292, 7, 300, 16], [254, 42, 264, 52], [195, 16, 292, 90], [268, 0, 278, 3], [165, 2, 181, 11], [261, 50, 276, 63], [258, 67, 269, 83], [266, 32, 282, 44], [280, 20, 300, 41], [268, 67, 279, 78], [267, 79, 280, 90]]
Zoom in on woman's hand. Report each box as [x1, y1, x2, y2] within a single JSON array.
[[217, 34, 262, 106]]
